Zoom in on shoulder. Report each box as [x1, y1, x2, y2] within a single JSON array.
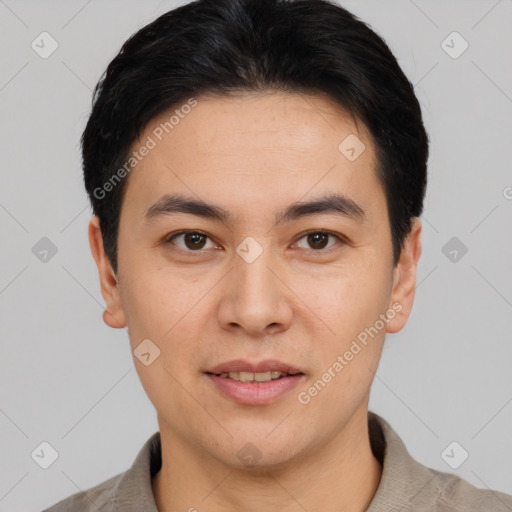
[[367, 411, 512, 512], [433, 469, 512, 512], [41, 431, 161, 512], [41, 472, 122, 512]]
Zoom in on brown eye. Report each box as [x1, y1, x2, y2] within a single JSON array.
[[166, 231, 215, 251], [184, 233, 207, 249], [308, 232, 329, 249], [295, 231, 343, 251]]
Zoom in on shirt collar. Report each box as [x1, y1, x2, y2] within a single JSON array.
[[113, 430, 161, 511], [366, 411, 440, 510]]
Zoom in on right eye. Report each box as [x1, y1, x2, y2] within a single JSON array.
[[164, 230, 219, 252]]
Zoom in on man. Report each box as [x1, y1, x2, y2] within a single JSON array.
[[44, 0, 512, 510]]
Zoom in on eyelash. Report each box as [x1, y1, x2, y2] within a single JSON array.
[[164, 229, 347, 254]]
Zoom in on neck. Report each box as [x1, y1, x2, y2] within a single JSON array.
[[153, 408, 382, 512]]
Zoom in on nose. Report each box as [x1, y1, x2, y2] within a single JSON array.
[[217, 242, 293, 337]]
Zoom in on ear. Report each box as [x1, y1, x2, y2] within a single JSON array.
[[88, 215, 127, 329], [385, 217, 422, 334]]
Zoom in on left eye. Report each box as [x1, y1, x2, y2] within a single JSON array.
[[294, 231, 343, 251]]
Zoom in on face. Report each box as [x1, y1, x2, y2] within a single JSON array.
[[90, 91, 421, 469]]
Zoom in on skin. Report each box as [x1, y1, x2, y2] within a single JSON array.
[[89, 91, 422, 512]]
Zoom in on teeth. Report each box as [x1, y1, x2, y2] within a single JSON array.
[[217, 371, 288, 382]]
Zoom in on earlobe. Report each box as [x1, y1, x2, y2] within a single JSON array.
[[88, 215, 127, 329], [103, 308, 126, 329], [386, 218, 422, 334]]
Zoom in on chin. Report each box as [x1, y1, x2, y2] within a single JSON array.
[[212, 432, 305, 471]]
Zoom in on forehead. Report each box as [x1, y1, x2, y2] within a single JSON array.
[[121, 91, 385, 223]]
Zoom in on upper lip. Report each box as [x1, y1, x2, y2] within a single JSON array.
[[207, 359, 303, 375]]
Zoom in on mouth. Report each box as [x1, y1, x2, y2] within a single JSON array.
[[205, 359, 304, 381], [205, 370, 303, 383], [204, 359, 305, 405]]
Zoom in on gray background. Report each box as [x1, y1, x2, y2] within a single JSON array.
[[0, 0, 511, 510]]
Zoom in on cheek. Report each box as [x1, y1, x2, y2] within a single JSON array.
[[119, 262, 190, 337], [119, 279, 165, 341], [318, 263, 392, 334], [304, 309, 386, 414], [119, 268, 209, 371], [300, 259, 392, 389], [134, 359, 201, 437]]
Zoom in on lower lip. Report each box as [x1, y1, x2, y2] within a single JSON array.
[[206, 373, 304, 405]]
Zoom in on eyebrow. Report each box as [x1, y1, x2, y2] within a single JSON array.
[[143, 192, 366, 226]]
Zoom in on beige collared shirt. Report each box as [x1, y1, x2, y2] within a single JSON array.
[[43, 411, 512, 511]]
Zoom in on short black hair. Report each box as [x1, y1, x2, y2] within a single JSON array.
[[82, 0, 428, 275]]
